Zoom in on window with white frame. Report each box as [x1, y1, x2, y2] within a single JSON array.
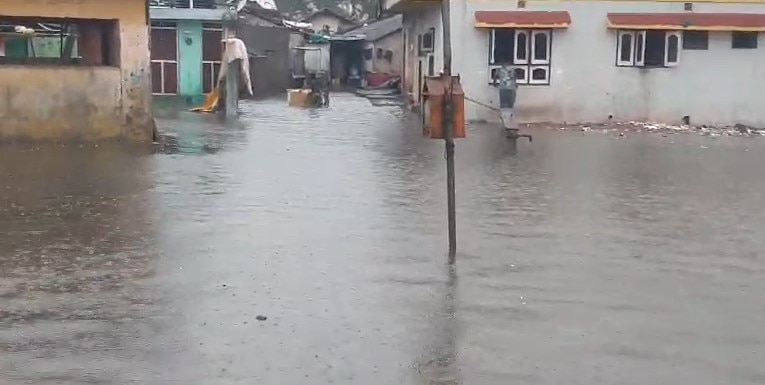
[[489, 28, 552, 85], [616, 30, 680, 67]]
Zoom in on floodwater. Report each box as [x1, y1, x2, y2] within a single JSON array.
[[2, 95, 765, 384]]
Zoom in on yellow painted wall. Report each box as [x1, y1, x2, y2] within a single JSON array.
[[0, 0, 145, 19], [0, 0, 153, 142], [0, 68, 122, 140]]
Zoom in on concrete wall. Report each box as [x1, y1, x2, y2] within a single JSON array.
[[402, 5, 443, 105], [0, 0, 153, 142], [289, 31, 305, 61], [237, 24, 291, 96], [365, 31, 404, 74], [450, 0, 765, 126]]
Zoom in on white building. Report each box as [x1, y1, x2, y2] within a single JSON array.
[[387, 0, 765, 127]]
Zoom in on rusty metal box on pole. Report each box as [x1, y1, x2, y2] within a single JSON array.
[[422, 75, 466, 139]]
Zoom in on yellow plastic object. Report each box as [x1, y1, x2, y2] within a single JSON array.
[[189, 87, 221, 113]]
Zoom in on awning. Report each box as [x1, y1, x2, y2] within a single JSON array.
[[606, 13, 765, 31], [475, 11, 571, 29]]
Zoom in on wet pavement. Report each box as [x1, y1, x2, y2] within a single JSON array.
[[2, 94, 765, 384]]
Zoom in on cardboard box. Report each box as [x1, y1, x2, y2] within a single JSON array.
[[287, 89, 311, 107]]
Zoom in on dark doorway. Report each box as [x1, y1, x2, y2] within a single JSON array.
[[330, 40, 365, 89], [644, 30, 665, 67]]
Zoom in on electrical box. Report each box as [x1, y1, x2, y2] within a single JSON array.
[[422, 75, 466, 139]]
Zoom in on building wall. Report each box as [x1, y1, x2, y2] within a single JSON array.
[[150, 19, 224, 99], [402, 5, 443, 105], [241, 13, 304, 90], [0, 0, 153, 141], [451, 0, 765, 126], [237, 24, 291, 96], [177, 20, 204, 96], [289, 32, 305, 58], [365, 31, 404, 74]]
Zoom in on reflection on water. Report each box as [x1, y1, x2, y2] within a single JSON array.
[[1, 95, 765, 384], [413, 266, 459, 385], [0, 146, 165, 384]]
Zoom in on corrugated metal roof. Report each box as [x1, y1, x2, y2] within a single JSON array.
[[341, 15, 401, 42]]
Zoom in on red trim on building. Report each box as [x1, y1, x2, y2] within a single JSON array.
[[475, 11, 571, 28], [607, 13, 765, 31]]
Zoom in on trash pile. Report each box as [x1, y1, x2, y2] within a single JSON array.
[[555, 121, 765, 138], [625, 121, 765, 137]]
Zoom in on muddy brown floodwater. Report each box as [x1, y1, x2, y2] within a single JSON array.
[[1, 94, 765, 385]]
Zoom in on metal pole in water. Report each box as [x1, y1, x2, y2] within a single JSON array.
[[441, 0, 457, 263], [221, 13, 240, 119]]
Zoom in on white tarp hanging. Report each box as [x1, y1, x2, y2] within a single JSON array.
[[218, 38, 254, 95], [282, 20, 312, 29]]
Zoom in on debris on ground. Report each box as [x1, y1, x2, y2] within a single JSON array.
[[528, 121, 765, 138], [626, 121, 765, 137]]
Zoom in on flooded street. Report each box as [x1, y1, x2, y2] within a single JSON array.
[[2, 94, 765, 384]]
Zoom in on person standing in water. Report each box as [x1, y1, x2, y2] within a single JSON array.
[[494, 64, 517, 129]]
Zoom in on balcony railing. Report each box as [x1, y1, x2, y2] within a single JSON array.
[[149, 0, 218, 9]]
